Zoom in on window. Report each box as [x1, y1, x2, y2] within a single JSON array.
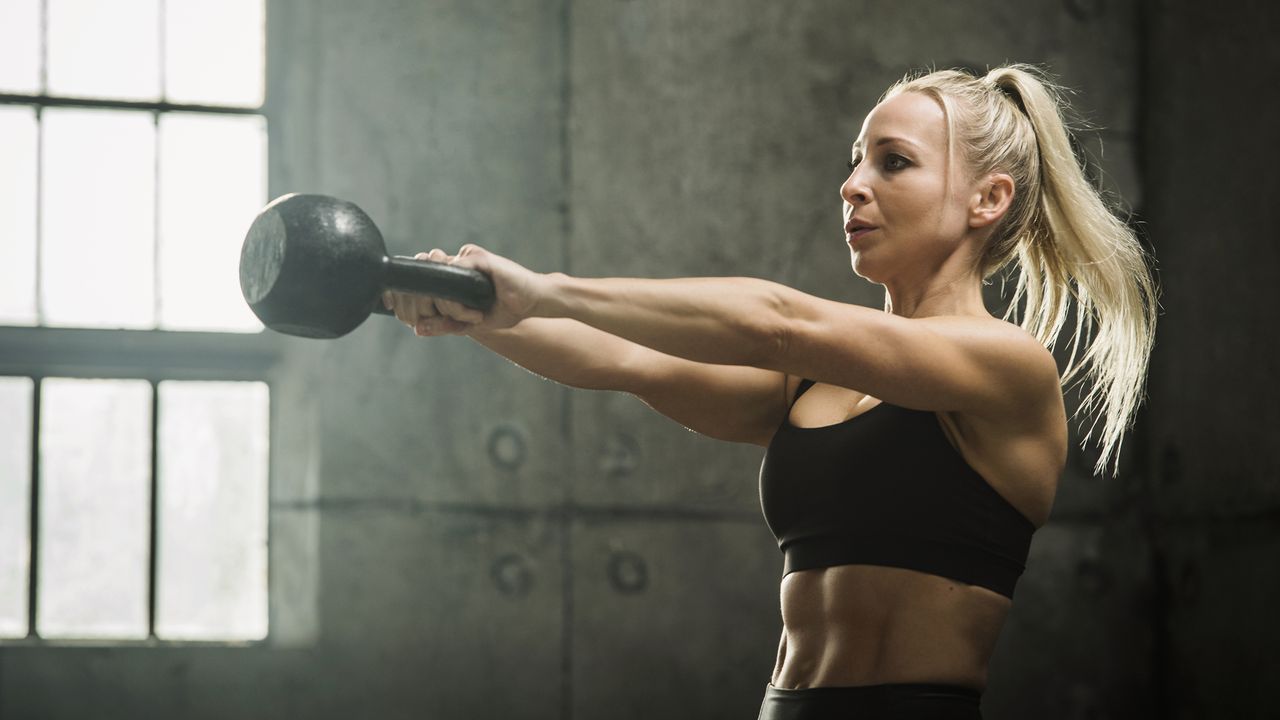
[[0, 0, 272, 643]]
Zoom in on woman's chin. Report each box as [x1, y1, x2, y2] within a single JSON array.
[[849, 252, 881, 283]]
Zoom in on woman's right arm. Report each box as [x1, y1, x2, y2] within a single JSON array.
[[386, 251, 790, 446], [464, 317, 790, 447]]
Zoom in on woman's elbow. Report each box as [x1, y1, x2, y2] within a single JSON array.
[[750, 287, 797, 369]]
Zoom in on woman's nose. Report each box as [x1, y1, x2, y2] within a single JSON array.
[[840, 170, 869, 206]]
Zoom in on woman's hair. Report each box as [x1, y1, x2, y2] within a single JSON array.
[[882, 64, 1158, 476]]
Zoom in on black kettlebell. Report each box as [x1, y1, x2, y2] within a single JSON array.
[[239, 193, 494, 339]]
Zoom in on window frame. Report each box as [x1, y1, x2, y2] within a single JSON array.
[[0, 0, 281, 646], [0, 328, 280, 647]]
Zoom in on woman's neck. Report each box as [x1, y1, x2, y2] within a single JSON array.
[[882, 272, 988, 319]]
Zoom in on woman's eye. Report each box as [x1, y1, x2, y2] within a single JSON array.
[[847, 158, 860, 172], [884, 154, 909, 171]]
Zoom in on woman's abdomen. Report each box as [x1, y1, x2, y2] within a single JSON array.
[[773, 564, 1010, 691]]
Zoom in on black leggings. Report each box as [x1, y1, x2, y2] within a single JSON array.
[[757, 682, 983, 720]]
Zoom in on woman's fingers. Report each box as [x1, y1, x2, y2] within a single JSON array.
[[415, 315, 471, 337], [436, 297, 484, 324], [415, 294, 438, 318], [436, 252, 487, 323], [393, 291, 416, 325], [386, 249, 490, 335]]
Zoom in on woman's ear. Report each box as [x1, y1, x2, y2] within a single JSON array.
[[969, 172, 1015, 229]]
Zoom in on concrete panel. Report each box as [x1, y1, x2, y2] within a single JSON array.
[[1141, 0, 1280, 514], [571, 516, 781, 720], [268, 507, 321, 647], [311, 508, 564, 720], [318, 330, 570, 507], [1156, 519, 1280, 719], [570, 390, 770, 511], [1, 646, 318, 720], [265, 348, 323, 505], [984, 519, 1156, 719], [1135, 7, 1280, 714], [301, 0, 566, 256]]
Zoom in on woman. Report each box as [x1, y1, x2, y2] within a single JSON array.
[[385, 64, 1157, 719]]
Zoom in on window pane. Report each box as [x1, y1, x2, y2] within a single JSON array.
[[165, 0, 265, 107], [0, 106, 38, 326], [0, 0, 41, 94], [0, 378, 34, 639], [42, 109, 156, 329], [47, 0, 161, 101], [38, 378, 152, 640], [156, 381, 268, 641], [158, 113, 265, 332]]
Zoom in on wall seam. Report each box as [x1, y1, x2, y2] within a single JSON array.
[[1134, 0, 1172, 716], [559, 1, 575, 719]]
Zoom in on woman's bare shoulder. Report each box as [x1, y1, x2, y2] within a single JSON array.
[[915, 314, 1062, 418]]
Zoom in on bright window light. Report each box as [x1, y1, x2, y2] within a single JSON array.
[[46, 0, 161, 101], [0, 377, 34, 639], [156, 381, 269, 641], [0, 106, 38, 326], [38, 378, 152, 640], [165, 0, 266, 107], [0, 0, 41, 94], [158, 113, 266, 332], [41, 108, 156, 329]]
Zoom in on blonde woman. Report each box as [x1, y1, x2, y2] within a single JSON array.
[[386, 64, 1157, 719]]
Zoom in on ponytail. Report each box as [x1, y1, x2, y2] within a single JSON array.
[[886, 64, 1159, 476]]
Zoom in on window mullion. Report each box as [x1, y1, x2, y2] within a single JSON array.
[[147, 380, 160, 639], [27, 376, 41, 640], [34, 105, 43, 327], [153, 110, 162, 329]]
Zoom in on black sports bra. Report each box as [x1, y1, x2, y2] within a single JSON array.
[[758, 379, 1037, 599]]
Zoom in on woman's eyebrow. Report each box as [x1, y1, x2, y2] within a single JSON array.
[[851, 136, 922, 153]]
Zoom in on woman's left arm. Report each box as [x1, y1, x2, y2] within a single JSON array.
[[438, 246, 1059, 422], [542, 274, 1059, 418]]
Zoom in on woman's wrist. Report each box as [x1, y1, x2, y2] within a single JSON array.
[[531, 271, 573, 320]]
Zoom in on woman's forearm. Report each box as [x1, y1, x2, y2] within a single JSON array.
[[468, 317, 646, 392], [534, 274, 792, 368]]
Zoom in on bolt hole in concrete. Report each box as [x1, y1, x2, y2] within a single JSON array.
[[491, 553, 534, 598], [599, 432, 641, 479], [487, 424, 528, 471], [608, 551, 649, 595]]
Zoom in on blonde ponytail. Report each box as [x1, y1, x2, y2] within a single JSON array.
[[886, 64, 1158, 476]]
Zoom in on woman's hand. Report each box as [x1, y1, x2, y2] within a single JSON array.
[[382, 249, 468, 337], [382, 245, 547, 337]]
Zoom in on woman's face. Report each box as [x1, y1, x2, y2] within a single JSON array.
[[840, 91, 976, 284]]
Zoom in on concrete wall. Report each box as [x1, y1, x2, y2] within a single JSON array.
[[3, 1, 1277, 719], [1140, 0, 1280, 716]]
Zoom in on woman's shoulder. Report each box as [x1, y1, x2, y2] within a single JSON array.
[[915, 313, 1062, 415], [918, 314, 1054, 370]]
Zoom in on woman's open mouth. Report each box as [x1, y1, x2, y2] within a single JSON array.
[[847, 227, 877, 244]]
